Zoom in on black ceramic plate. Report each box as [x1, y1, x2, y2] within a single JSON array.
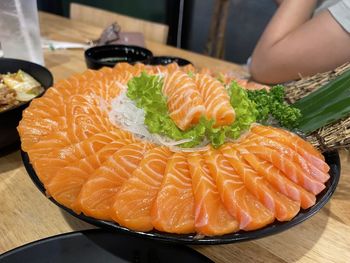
[[0, 229, 213, 263], [21, 151, 340, 245]]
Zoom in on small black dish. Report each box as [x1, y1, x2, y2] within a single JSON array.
[[148, 56, 192, 66], [85, 45, 153, 70], [0, 229, 213, 263], [0, 58, 53, 150], [21, 150, 340, 245]]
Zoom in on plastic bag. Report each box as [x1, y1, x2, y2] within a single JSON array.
[[0, 0, 44, 65]]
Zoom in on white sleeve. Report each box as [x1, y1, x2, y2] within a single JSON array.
[[328, 0, 350, 33]]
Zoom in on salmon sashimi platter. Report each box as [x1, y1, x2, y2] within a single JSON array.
[[18, 62, 340, 244]]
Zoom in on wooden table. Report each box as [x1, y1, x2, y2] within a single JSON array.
[[1, 12, 350, 263]]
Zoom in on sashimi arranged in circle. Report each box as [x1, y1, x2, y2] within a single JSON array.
[[18, 62, 331, 237]]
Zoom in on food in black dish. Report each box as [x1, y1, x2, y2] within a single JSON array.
[[85, 45, 153, 69], [0, 70, 44, 112], [148, 56, 192, 66], [0, 58, 53, 149]]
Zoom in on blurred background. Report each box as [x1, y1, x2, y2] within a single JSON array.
[[37, 0, 277, 64]]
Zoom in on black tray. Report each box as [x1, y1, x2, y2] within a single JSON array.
[[21, 150, 341, 245], [0, 229, 213, 263]]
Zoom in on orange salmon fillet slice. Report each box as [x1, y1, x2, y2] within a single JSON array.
[[31, 132, 134, 184], [151, 152, 195, 234], [194, 73, 235, 127], [251, 125, 329, 173], [204, 147, 274, 231], [188, 151, 239, 236], [75, 142, 154, 220], [46, 140, 131, 210], [243, 145, 325, 195], [111, 147, 172, 231], [237, 146, 316, 209], [243, 132, 330, 183], [220, 144, 300, 221], [163, 70, 205, 130]]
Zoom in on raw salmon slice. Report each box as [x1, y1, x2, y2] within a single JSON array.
[[163, 70, 205, 130], [149, 63, 178, 75], [64, 98, 119, 144], [243, 132, 330, 183], [75, 142, 154, 220], [204, 148, 274, 231], [151, 152, 195, 234], [65, 94, 113, 128], [26, 131, 74, 163], [181, 64, 196, 74], [165, 62, 180, 73], [111, 147, 172, 231], [46, 140, 131, 210], [238, 146, 316, 209], [112, 63, 145, 80], [19, 95, 67, 150], [113, 62, 137, 73], [188, 152, 239, 236], [75, 79, 124, 104], [133, 63, 159, 76], [151, 65, 168, 75], [243, 145, 325, 195], [27, 126, 133, 163], [49, 80, 79, 99], [24, 95, 66, 117], [18, 116, 67, 152], [77, 69, 106, 81], [198, 68, 212, 75], [220, 144, 300, 221], [31, 132, 134, 184], [194, 73, 235, 127], [62, 69, 106, 88], [251, 125, 329, 173], [19, 88, 119, 152]]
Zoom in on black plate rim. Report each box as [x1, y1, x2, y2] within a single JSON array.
[[21, 150, 341, 245], [0, 229, 213, 262]]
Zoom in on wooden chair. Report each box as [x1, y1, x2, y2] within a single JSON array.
[[70, 3, 169, 44]]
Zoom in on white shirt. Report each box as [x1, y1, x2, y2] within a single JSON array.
[[315, 0, 350, 33]]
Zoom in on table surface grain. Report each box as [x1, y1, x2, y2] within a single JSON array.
[[0, 12, 349, 263]]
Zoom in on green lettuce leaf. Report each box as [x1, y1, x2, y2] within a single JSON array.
[[225, 81, 258, 138]]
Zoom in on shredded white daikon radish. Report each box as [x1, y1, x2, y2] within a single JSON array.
[[108, 91, 195, 148], [168, 138, 210, 152], [153, 134, 192, 146]]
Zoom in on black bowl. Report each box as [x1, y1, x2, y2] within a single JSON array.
[[148, 56, 192, 66], [0, 58, 53, 150], [85, 45, 153, 70]]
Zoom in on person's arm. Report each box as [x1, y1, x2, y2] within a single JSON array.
[[249, 0, 350, 84]]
